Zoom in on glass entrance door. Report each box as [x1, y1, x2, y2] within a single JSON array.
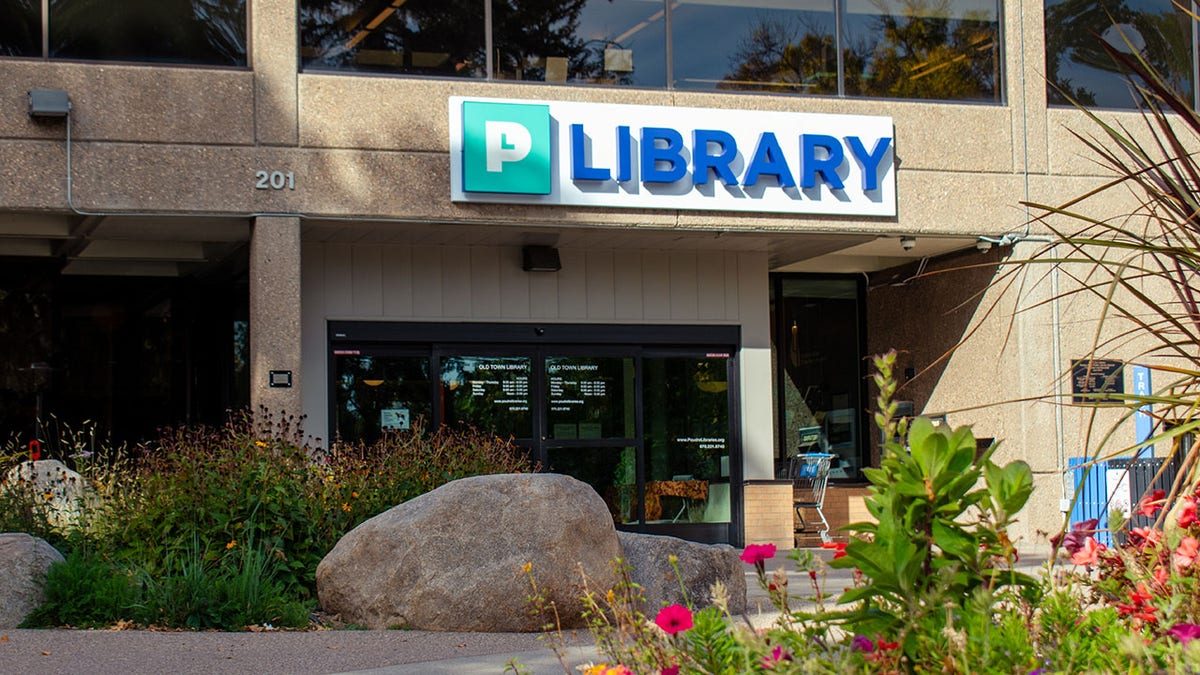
[[328, 322, 740, 544]]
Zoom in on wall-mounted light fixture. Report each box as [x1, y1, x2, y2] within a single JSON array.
[[900, 236, 916, 251], [522, 245, 561, 272], [28, 89, 71, 118]]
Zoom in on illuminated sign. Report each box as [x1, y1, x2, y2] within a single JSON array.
[[450, 96, 895, 216]]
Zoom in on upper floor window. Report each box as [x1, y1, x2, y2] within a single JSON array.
[[0, 0, 247, 66], [299, 0, 1003, 103], [1045, 0, 1194, 109]]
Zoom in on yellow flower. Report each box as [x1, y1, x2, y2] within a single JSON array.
[[341, 503, 351, 512], [255, 440, 267, 448], [521, 562, 532, 574], [226, 540, 237, 550], [351, 491, 359, 499], [606, 589, 615, 604]]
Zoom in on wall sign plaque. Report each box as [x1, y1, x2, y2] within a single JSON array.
[[1071, 359, 1124, 404]]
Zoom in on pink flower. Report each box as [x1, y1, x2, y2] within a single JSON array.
[[1179, 497, 1198, 529], [1070, 536, 1106, 566], [659, 667, 680, 675], [1174, 537, 1199, 570], [1129, 527, 1162, 550], [1138, 489, 1167, 517], [1168, 623, 1200, 644], [761, 645, 793, 669], [740, 543, 776, 565], [851, 634, 875, 652], [654, 604, 693, 635]]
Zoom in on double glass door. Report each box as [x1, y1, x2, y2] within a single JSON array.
[[331, 326, 737, 542]]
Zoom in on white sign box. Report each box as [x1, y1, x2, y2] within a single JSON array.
[[449, 96, 896, 217]]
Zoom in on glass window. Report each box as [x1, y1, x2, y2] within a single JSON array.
[[671, 0, 839, 94], [335, 354, 432, 443], [48, 0, 247, 66], [1045, 0, 1193, 108], [300, 0, 486, 76], [547, 446, 638, 523], [843, 0, 1002, 101], [545, 356, 636, 440], [0, 0, 40, 57], [772, 276, 864, 480], [496, 0, 667, 86], [643, 355, 732, 524], [440, 355, 531, 439]]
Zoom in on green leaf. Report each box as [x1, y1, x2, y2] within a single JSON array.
[[932, 520, 977, 561]]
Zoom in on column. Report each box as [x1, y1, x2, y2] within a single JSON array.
[[252, 0, 299, 145], [249, 216, 302, 417]]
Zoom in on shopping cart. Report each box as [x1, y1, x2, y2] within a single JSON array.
[[789, 452, 834, 544]]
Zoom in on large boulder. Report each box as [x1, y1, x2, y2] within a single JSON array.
[[0, 533, 64, 628], [3, 460, 91, 529], [618, 531, 746, 615], [317, 473, 622, 631]]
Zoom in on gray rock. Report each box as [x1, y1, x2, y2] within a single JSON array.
[[0, 533, 65, 628], [617, 531, 746, 615], [317, 473, 622, 631]]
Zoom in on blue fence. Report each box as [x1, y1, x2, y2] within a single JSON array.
[[1068, 455, 1182, 546]]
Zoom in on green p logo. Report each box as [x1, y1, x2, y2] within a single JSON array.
[[462, 101, 552, 195]]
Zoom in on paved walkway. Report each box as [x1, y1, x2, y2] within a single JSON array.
[[0, 548, 1054, 674]]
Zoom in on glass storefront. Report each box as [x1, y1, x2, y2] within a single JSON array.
[[329, 322, 738, 543], [771, 275, 867, 481]]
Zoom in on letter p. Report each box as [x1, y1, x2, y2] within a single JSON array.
[[485, 121, 533, 173]]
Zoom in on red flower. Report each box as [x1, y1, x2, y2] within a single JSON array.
[[740, 543, 776, 566], [1174, 536, 1199, 570], [1070, 536, 1106, 567], [821, 541, 848, 559], [1137, 489, 1167, 517], [1053, 518, 1098, 555], [654, 604, 693, 635], [877, 638, 900, 650], [660, 667, 680, 675], [1179, 497, 1198, 529]]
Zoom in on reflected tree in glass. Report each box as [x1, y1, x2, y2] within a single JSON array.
[[1044, 0, 1192, 107], [851, 0, 1000, 101], [720, 17, 862, 95]]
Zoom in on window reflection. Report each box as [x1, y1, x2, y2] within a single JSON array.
[[672, 0, 839, 94], [301, 0, 485, 76], [843, 0, 1001, 101], [545, 356, 636, 440], [547, 446, 638, 523], [440, 355, 531, 439], [335, 354, 431, 443], [643, 355, 731, 524], [0, 0, 40, 57], [1045, 0, 1193, 108], [49, 0, 247, 66]]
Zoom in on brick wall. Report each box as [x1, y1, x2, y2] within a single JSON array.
[[795, 485, 875, 546], [742, 481, 794, 549]]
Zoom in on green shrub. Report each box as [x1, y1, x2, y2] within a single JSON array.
[[21, 552, 137, 628]]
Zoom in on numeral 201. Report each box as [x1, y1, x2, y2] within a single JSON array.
[[255, 170, 296, 190]]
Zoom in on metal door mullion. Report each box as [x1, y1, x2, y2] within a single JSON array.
[[634, 350, 646, 527]]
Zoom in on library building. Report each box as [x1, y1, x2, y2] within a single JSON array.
[[0, 0, 1179, 547]]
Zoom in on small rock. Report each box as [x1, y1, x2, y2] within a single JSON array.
[[0, 533, 65, 628], [617, 531, 746, 615]]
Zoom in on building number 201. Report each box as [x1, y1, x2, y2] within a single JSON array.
[[254, 170, 296, 190]]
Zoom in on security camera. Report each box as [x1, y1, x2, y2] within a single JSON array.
[[900, 236, 916, 251], [976, 239, 993, 252]]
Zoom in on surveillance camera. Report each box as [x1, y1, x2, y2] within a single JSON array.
[[900, 236, 916, 251], [976, 239, 993, 252]]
